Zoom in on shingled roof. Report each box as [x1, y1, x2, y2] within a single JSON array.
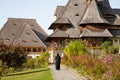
[[80, 0, 110, 25], [67, 27, 81, 38], [54, 6, 64, 17], [48, 29, 68, 38], [113, 9, 120, 16], [0, 18, 48, 48], [47, 0, 120, 41], [49, 0, 87, 29], [80, 28, 113, 37], [49, 17, 71, 29], [109, 29, 120, 37], [97, 0, 115, 15]]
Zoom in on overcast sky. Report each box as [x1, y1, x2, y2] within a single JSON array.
[[0, 0, 120, 35]]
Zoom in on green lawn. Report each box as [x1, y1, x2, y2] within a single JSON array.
[[1, 67, 53, 80]]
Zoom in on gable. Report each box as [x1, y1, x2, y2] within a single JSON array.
[[12, 24, 46, 48]]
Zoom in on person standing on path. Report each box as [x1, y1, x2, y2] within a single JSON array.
[[55, 53, 61, 70]]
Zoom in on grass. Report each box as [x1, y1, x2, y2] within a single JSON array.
[[1, 67, 53, 80]]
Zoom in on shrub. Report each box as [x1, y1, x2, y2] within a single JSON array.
[[63, 54, 120, 80], [0, 46, 27, 69], [64, 40, 87, 58], [24, 52, 50, 69], [38, 52, 50, 66], [100, 41, 112, 54], [108, 45, 119, 54]]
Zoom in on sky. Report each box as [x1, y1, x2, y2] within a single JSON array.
[[0, 0, 120, 35]]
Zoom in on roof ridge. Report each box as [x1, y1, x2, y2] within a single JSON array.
[[80, 28, 113, 37], [11, 22, 27, 46]]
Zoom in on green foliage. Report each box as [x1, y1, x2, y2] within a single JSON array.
[[0, 60, 2, 79], [0, 47, 27, 69], [93, 64, 107, 79], [63, 54, 120, 80], [108, 45, 119, 54], [101, 41, 112, 54], [64, 40, 87, 58], [24, 52, 50, 69], [39, 52, 50, 66]]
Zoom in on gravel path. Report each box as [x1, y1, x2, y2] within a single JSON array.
[[49, 64, 84, 80]]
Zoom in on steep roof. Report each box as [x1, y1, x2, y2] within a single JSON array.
[[79, 0, 109, 25], [80, 28, 113, 37], [113, 15, 120, 25], [48, 29, 68, 38], [49, 17, 71, 29], [0, 18, 47, 48], [51, 0, 87, 28], [54, 6, 64, 17], [67, 27, 81, 38], [113, 9, 120, 16], [97, 0, 114, 15], [109, 29, 120, 37], [12, 24, 46, 48]]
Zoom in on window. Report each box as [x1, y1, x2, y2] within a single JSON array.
[[38, 48, 41, 52], [43, 49, 46, 52], [115, 39, 117, 42], [13, 23, 17, 25], [33, 40, 37, 43], [6, 38, 10, 42], [27, 48, 31, 52], [74, 4, 78, 6], [32, 48, 37, 52], [22, 40, 26, 43], [26, 32, 30, 35], [75, 14, 79, 16], [12, 33, 15, 35]]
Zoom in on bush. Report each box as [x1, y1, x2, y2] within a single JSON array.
[[108, 45, 119, 54], [64, 40, 87, 58], [0, 46, 27, 69], [100, 41, 112, 54], [23, 52, 50, 69], [62, 53, 120, 80], [38, 52, 50, 66]]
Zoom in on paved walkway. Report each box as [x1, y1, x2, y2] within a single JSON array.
[[49, 64, 85, 80]]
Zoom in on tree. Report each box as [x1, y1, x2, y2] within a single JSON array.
[[0, 45, 27, 70], [64, 40, 87, 58]]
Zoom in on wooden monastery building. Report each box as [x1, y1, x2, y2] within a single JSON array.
[[45, 0, 120, 63], [0, 18, 48, 58]]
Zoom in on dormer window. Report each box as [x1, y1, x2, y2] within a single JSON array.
[[33, 40, 37, 43], [26, 32, 30, 35], [104, 14, 114, 18], [22, 40, 26, 42], [12, 33, 15, 35], [6, 38, 10, 42], [74, 4, 78, 6], [13, 23, 17, 25], [75, 14, 79, 16]]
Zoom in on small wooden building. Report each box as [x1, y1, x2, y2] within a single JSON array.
[[45, 0, 120, 63], [0, 18, 48, 58]]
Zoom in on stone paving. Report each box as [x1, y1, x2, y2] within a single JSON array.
[[49, 64, 85, 80]]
